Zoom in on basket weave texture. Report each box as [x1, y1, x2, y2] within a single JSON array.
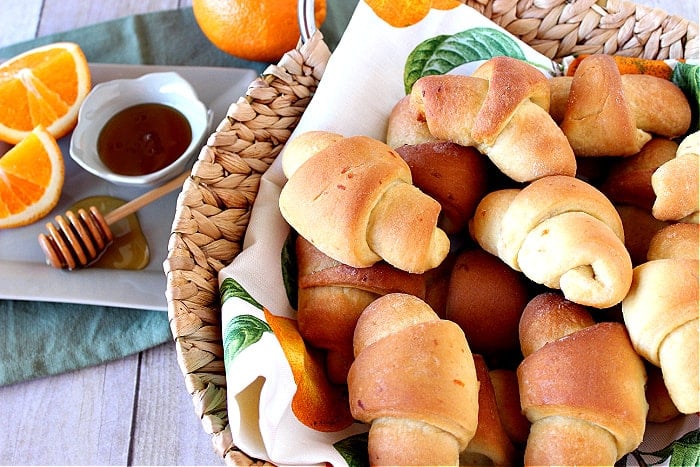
[[163, 0, 698, 465]]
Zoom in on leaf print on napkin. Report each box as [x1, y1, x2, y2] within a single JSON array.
[[403, 27, 527, 93], [223, 314, 272, 363], [221, 278, 270, 364], [281, 232, 298, 309], [633, 428, 700, 467], [334, 432, 369, 467], [221, 276, 263, 309]]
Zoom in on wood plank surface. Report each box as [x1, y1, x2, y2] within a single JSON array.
[[0, 354, 138, 465], [0, 0, 697, 466], [130, 343, 223, 465]]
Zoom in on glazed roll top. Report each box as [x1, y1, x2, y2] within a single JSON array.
[[279, 132, 449, 273], [295, 236, 426, 383], [409, 56, 576, 183], [518, 294, 648, 465], [622, 258, 699, 414], [470, 175, 633, 308], [559, 54, 691, 157], [348, 293, 479, 466], [651, 131, 699, 223]]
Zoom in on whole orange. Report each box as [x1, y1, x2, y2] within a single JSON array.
[[192, 0, 327, 63]]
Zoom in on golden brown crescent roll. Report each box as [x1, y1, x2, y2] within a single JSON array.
[[559, 54, 648, 156], [547, 76, 572, 123], [281, 130, 344, 179], [517, 293, 648, 466], [645, 363, 682, 423], [615, 205, 669, 266], [560, 54, 690, 157], [647, 222, 699, 260], [621, 73, 692, 139], [651, 131, 699, 223], [470, 175, 633, 308], [295, 236, 426, 383], [622, 258, 699, 414], [518, 292, 596, 359], [395, 141, 489, 234], [600, 138, 678, 211], [347, 293, 479, 466], [409, 57, 576, 183], [279, 132, 449, 273], [386, 94, 438, 149], [460, 355, 517, 467], [488, 369, 531, 447], [445, 248, 530, 357]]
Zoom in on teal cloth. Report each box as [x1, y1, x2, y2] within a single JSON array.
[[0, 4, 356, 386]]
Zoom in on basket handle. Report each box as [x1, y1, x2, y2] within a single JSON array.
[[298, 0, 318, 44]]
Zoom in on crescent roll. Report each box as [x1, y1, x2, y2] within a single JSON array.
[[279, 132, 449, 273]]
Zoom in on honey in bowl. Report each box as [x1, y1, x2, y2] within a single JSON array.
[[97, 102, 192, 176]]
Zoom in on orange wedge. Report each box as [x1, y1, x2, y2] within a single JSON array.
[[0, 126, 64, 228], [0, 42, 91, 144]]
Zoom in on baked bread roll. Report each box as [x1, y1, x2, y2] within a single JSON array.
[[281, 130, 344, 179], [460, 355, 517, 466], [622, 258, 699, 414], [386, 94, 437, 149], [645, 363, 682, 423], [347, 293, 479, 466], [423, 253, 455, 318], [560, 54, 691, 157], [651, 131, 699, 223], [518, 292, 596, 358], [647, 222, 699, 260], [279, 132, 449, 273], [616, 205, 669, 266], [547, 76, 572, 123], [409, 57, 576, 183], [445, 248, 530, 358], [395, 141, 488, 234], [488, 369, 530, 447], [470, 175, 633, 308], [600, 138, 678, 211], [295, 236, 426, 383], [518, 293, 648, 466]]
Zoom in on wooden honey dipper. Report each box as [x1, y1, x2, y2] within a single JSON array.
[[38, 171, 190, 270]]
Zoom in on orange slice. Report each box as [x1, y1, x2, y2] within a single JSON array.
[[0, 126, 64, 228], [0, 42, 91, 144]]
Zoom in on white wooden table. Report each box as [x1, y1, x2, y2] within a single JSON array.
[[0, 0, 697, 465]]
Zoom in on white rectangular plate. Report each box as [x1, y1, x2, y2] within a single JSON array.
[[0, 63, 258, 311]]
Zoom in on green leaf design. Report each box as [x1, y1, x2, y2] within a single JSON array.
[[334, 432, 369, 467], [671, 62, 699, 133], [636, 428, 700, 466], [281, 232, 298, 310], [223, 314, 272, 363], [220, 277, 263, 309], [404, 27, 527, 94]]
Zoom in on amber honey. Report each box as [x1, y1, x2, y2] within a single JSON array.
[[68, 196, 150, 270], [97, 103, 192, 176]]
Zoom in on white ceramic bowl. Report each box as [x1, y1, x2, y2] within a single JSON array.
[[70, 71, 210, 186]]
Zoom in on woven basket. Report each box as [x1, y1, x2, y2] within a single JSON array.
[[163, 0, 698, 464]]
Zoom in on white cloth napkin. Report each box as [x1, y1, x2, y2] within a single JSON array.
[[218, 2, 696, 466]]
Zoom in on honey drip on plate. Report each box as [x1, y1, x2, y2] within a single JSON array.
[[69, 196, 150, 270]]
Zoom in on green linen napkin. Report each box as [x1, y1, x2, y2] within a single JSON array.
[[0, 4, 356, 386]]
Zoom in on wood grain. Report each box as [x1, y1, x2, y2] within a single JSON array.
[[0, 354, 137, 464]]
